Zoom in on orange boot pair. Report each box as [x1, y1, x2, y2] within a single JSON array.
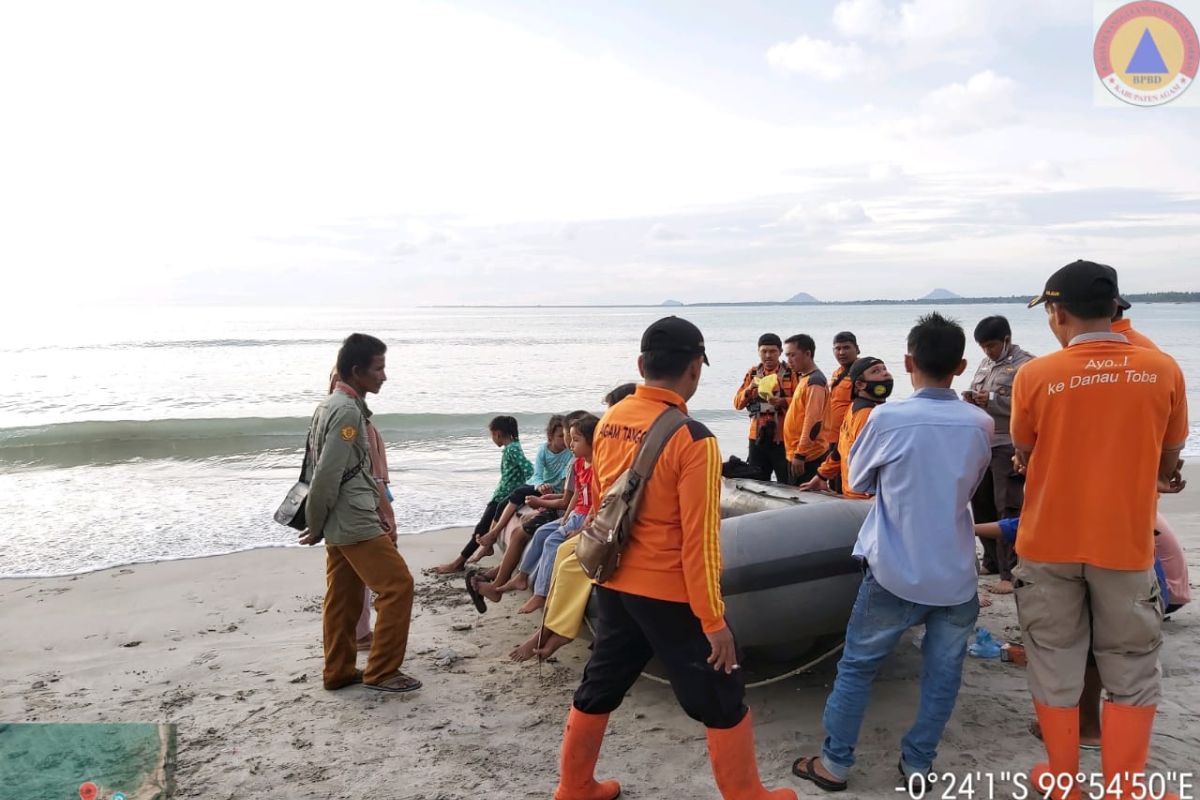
[[553, 708, 794, 800]]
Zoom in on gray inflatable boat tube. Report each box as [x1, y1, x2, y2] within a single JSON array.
[[718, 479, 869, 658], [585, 478, 870, 664]]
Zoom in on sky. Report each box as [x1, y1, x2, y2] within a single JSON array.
[[1, 0, 1198, 306]]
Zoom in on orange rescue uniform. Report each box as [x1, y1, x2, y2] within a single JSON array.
[[591, 385, 726, 633], [818, 399, 877, 500], [733, 364, 797, 443], [1111, 317, 1158, 351], [1011, 336, 1188, 570], [828, 365, 854, 435], [783, 369, 833, 461]]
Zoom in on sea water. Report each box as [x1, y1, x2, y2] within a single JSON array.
[[2, 302, 1197, 577]]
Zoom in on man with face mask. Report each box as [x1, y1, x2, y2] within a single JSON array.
[[966, 316, 1035, 594], [801, 357, 893, 500]]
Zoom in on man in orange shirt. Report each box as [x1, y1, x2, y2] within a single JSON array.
[[827, 331, 861, 434], [553, 317, 795, 800], [1111, 307, 1158, 350], [782, 334, 833, 485], [733, 333, 796, 483], [802, 356, 892, 499], [1012, 260, 1188, 798]]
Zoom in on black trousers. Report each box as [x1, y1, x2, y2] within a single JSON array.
[[505, 484, 541, 507], [522, 507, 560, 535], [460, 500, 501, 560], [788, 451, 828, 486], [747, 439, 789, 483], [572, 586, 747, 730]]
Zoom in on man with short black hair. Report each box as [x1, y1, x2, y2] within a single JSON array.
[[1012, 261, 1187, 797], [300, 333, 420, 695], [828, 331, 861, 436], [554, 317, 795, 800], [733, 333, 796, 482], [782, 334, 833, 485], [792, 313, 993, 791], [966, 315, 1034, 594]]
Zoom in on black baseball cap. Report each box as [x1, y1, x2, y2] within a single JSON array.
[[641, 316, 710, 365], [1028, 260, 1130, 310], [848, 356, 884, 383]]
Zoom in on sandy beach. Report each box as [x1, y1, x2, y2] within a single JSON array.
[[3, 479, 1199, 800]]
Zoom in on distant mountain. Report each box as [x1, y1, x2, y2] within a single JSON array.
[[660, 299, 685, 307], [785, 292, 821, 304], [922, 288, 962, 300]]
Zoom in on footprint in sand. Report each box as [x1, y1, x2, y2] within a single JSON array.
[[192, 650, 219, 666]]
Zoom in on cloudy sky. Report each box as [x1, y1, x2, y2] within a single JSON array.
[[2, 0, 1198, 306]]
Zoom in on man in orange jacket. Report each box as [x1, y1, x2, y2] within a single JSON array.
[[1013, 261, 1187, 799], [733, 333, 796, 482], [552, 316, 794, 800]]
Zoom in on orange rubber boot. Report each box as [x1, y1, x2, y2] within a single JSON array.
[[1030, 703, 1081, 800], [706, 712, 798, 800], [1100, 702, 1178, 800], [553, 707, 621, 800]]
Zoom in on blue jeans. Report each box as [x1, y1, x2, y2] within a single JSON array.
[[533, 512, 585, 596], [820, 569, 979, 781], [520, 512, 584, 579]]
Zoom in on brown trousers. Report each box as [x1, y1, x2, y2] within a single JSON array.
[[323, 534, 414, 687], [1014, 559, 1163, 708]]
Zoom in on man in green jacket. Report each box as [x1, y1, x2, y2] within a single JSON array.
[[300, 333, 420, 694]]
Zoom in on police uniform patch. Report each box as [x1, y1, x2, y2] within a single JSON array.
[[340, 425, 357, 442]]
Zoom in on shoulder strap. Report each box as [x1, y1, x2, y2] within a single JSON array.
[[299, 410, 319, 482], [630, 406, 689, 481]]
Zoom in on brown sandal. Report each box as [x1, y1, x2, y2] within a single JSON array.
[[364, 672, 422, 693]]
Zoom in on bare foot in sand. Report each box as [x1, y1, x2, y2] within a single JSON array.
[[475, 579, 504, 603], [987, 580, 1014, 595], [510, 633, 541, 662], [517, 595, 546, 614], [534, 632, 573, 660], [498, 573, 528, 593], [431, 558, 466, 576], [978, 592, 993, 608]]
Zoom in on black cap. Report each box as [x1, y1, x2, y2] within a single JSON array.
[[1028, 260, 1130, 310], [757, 333, 782, 349], [848, 356, 883, 383], [833, 331, 858, 345], [641, 316, 710, 365]]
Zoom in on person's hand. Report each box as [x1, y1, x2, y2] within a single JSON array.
[[1012, 451, 1029, 476], [789, 456, 806, 481], [744, 384, 759, 401], [1159, 463, 1187, 494], [800, 476, 828, 492], [537, 483, 553, 495], [961, 390, 974, 402], [972, 391, 989, 407], [706, 626, 739, 674], [298, 529, 323, 546], [527, 496, 544, 509]]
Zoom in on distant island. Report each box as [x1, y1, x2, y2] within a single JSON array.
[[657, 291, 1200, 308], [435, 291, 1200, 309]]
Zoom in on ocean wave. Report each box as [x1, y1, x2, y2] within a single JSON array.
[[0, 410, 747, 465]]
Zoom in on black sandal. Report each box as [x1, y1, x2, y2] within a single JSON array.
[[465, 573, 488, 614], [792, 756, 846, 793]]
